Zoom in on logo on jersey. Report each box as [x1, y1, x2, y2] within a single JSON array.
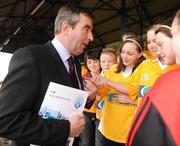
[[107, 92, 116, 103], [97, 100, 104, 109], [138, 86, 151, 98], [141, 74, 150, 81]]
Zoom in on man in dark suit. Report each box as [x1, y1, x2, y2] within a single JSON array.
[[0, 4, 95, 146]]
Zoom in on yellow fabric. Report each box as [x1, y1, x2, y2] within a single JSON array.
[[98, 66, 137, 143], [126, 59, 178, 107], [143, 49, 154, 59]]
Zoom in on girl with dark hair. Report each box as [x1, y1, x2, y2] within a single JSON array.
[[80, 49, 101, 146], [94, 36, 145, 146]]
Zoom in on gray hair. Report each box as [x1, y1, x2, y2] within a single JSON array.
[[54, 4, 93, 35]]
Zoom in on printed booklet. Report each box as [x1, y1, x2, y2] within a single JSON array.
[[31, 82, 89, 146]]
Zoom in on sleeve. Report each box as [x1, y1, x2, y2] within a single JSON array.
[[132, 104, 175, 146], [0, 48, 70, 145]]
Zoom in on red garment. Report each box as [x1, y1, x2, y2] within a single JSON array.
[[126, 68, 180, 146]]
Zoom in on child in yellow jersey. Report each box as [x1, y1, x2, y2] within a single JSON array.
[[95, 48, 117, 146], [96, 36, 145, 146], [124, 25, 161, 105], [127, 58, 177, 107], [96, 48, 117, 121], [80, 49, 101, 146]]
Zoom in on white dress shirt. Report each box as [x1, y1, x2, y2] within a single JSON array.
[[51, 37, 81, 89]]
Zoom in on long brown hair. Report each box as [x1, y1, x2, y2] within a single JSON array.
[[155, 25, 172, 38], [116, 36, 145, 73]]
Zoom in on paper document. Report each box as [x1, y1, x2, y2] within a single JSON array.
[[31, 82, 89, 146], [0, 52, 12, 82]]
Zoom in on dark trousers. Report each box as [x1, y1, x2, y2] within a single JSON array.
[[79, 112, 98, 146]]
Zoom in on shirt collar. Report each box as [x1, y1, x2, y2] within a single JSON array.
[[151, 58, 158, 62], [51, 37, 71, 63], [152, 58, 168, 69]]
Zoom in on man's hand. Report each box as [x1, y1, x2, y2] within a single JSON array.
[[69, 114, 85, 137]]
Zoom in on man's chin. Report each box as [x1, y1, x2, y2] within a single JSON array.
[[74, 50, 84, 56]]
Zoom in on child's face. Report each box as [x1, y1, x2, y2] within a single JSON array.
[[100, 54, 116, 72], [86, 59, 101, 74], [147, 30, 158, 57], [156, 32, 175, 65], [121, 42, 142, 67]]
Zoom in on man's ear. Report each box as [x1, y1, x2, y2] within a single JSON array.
[[61, 21, 71, 36]]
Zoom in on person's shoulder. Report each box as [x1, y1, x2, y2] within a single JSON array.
[[28, 42, 51, 52], [105, 64, 118, 75], [14, 43, 47, 54], [159, 67, 180, 79], [109, 64, 118, 72], [142, 58, 155, 64], [12, 42, 51, 63], [134, 59, 149, 70], [153, 68, 180, 86]]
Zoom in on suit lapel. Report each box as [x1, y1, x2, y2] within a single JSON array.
[[45, 41, 83, 89], [45, 42, 74, 87]]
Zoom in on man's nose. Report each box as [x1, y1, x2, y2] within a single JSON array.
[[88, 31, 94, 42]]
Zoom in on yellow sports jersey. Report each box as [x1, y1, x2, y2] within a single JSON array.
[[98, 66, 137, 143], [126, 59, 178, 107], [143, 49, 154, 59]]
